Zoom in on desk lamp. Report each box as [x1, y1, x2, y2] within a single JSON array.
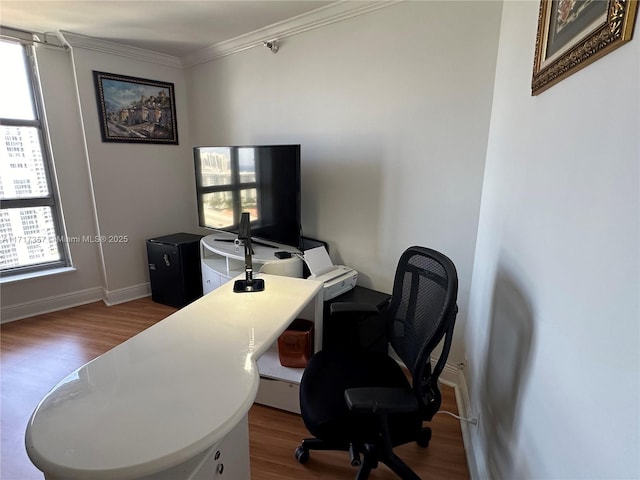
[[233, 212, 265, 293]]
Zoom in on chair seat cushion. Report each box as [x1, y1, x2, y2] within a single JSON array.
[[299, 349, 421, 445]]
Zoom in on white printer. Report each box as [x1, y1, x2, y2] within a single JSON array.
[[304, 246, 358, 300]]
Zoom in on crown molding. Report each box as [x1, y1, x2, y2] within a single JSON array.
[[57, 1, 402, 70], [0, 26, 36, 43], [59, 31, 183, 68], [181, 0, 403, 68]]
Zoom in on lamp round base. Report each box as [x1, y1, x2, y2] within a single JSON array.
[[233, 278, 265, 293]]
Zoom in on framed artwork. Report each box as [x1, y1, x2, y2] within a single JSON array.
[[532, 0, 638, 95], [93, 71, 179, 144]]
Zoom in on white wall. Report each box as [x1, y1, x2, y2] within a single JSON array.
[[465, 1, 639, 478], [186, 1, 503, 365], [67, 46, 197, 301]]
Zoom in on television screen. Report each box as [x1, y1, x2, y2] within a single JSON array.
[[194, 145, 301, 248]]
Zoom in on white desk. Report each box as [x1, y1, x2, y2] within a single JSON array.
[[25, 274, 323, 480]]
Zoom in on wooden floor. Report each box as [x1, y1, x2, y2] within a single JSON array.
[[1, 297, 469, 480]]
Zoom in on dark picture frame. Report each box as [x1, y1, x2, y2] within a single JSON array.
[[532, 0, 638, 95], [93, 71, 178, 144]]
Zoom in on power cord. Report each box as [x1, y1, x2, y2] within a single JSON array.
[[435, 410, 478, 425]]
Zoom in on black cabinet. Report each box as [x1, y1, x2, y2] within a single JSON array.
[[147, 233, 203, 308], [323, 286, 391, 351]]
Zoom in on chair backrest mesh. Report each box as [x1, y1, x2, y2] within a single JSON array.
[[386, 247, 458, 397]]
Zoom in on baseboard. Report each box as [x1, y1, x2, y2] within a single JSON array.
[[1, 282, 152, 322], [437, 361, 462, 387], [0, 286, 104, 323], [432, 361, 487, 480], [455, 367, 489, 480], [103, 282, 151, 306]]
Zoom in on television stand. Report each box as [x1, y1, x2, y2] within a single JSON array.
[[201, 231, 302, 294]]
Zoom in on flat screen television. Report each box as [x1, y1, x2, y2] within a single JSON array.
[[193, 145, 301, 248]]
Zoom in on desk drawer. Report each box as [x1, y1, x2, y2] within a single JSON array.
[[255, 376, 300, 414]]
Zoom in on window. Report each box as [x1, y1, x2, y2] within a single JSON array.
[[0, 38, 68, 276]]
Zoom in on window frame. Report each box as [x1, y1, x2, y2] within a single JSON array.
[[0, 39, 70, 277]]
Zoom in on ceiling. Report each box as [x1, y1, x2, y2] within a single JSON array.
[[0, 1, 334, 57]]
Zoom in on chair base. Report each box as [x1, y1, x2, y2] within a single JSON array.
[[296, 438, 362, 466], [295, 428, 431, 480]]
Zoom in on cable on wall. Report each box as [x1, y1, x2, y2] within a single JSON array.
[[435, 410, 478, 425]]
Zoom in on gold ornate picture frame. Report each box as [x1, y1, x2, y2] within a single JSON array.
[[532, 0, 638, 95]]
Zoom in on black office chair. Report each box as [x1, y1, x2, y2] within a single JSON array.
[[295, 246, 458, 480]]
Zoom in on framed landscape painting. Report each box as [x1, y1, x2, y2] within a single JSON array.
[[93, 71, 179, 144], [532, 0, 638, 95]]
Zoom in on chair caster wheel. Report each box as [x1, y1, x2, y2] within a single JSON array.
[[295, 446, 310, 464], [416, 427, 432, 448], [348, 443, 361, 466]]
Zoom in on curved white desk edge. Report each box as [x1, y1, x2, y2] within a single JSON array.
[[25, 274, 323, 480]]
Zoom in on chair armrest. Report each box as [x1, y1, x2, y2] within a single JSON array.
[[344, 387, 419, 415]]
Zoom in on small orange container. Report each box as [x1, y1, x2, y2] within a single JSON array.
[[278, 319, 314, 368]]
